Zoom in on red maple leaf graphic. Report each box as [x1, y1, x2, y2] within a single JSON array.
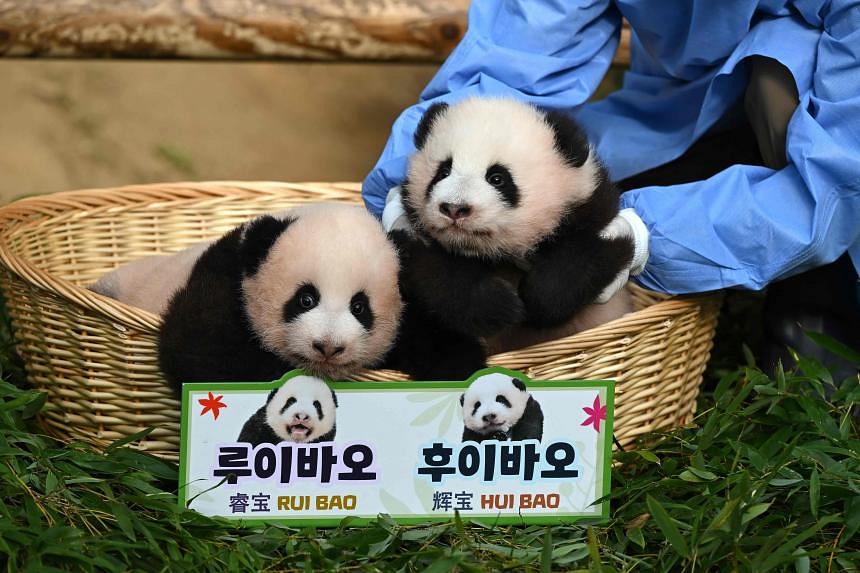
[[581, 394, 607, 432], [199, 392, 227, 420]]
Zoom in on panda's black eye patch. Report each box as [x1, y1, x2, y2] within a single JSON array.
[[438, 160, 452, 179], [313, 400, 324, 420], [280, 396, 297, 414], [485, 164, 519, 207], [350, 291, 375, 331], [425, 157, 453, 200], [495, 395, 512, 408], [471, 400, 481, 416], [284, 283, 320, 323]]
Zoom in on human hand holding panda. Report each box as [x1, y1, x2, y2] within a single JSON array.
[[397, 98, 636, 333]]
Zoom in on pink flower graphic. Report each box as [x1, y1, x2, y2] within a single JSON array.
[[581, 394, 607, 432]]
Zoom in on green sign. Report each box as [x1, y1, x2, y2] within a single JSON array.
[[179, 367, 613, 526]]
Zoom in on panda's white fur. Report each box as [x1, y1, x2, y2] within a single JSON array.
[[241, 204, 402, 380], [264, 375, 337, 443], [89, 241, 213, 316], [404, 97, 601, 260]]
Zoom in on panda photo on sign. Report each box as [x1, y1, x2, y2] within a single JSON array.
[[238, 375, 338, 446], [460, 372, 544, 443]]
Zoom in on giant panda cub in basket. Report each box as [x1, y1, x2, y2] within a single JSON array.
[[394, 97, 635, 355], [91, 204, 405, 391]]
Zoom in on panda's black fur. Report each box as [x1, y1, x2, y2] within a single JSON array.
[[396, 98, 634, 354], [159, 216, 297, 391], [380, 233, 498, 381]]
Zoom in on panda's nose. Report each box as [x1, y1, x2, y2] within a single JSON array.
[[294, 412, 310, 422], [439, 202, 473, 221], [313, 340, 346, 359], [483, 413, 497, 423]]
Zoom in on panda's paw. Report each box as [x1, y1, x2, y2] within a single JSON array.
[[464, 277, 526, 336], [519, 276, 582, 328]]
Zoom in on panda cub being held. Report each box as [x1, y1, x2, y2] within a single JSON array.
[[238, 375, 337, 446], [460, 373, 544, 442], [396, 97, 635, 352]]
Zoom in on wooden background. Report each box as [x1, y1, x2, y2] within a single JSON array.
[[0, 0, 630, 63], [0, 0, 469, 61]]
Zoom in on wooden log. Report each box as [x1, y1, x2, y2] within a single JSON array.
[[0, 1, 630, 64], [0, 0, 469, 62]]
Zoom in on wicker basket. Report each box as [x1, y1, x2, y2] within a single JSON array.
[[0, 182, 721, 460]]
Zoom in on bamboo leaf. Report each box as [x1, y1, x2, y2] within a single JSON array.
[[540, 528, 553, 573], [646, 495, 689, 557], [411, 399, 451, 427], [804, 331, 860, 363]]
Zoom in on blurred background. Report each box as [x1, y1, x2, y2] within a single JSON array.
[[0, 60, 437, 204]]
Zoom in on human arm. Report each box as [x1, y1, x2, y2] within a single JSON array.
[[362, 0, 622, 216]]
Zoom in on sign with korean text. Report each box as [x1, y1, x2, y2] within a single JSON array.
[[179, 367, 613, 526]]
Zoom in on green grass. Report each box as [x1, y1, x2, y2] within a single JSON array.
[[0, 293, 857, 571]]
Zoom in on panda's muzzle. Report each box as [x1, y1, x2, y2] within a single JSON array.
[[287, 412, 313, 439], [312, 340, 346, 359]]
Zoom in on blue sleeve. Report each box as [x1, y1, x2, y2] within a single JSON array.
[[621, 0, 860, 293], [362, 0, 622, 216]]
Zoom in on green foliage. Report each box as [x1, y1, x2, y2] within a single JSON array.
[[0, 336, 856, 571], [153, 144, 197, 177]]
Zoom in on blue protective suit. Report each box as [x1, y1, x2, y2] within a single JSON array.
[[362, 0, 860, 294]]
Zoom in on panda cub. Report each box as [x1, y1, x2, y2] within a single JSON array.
[[156, 204, 403, 392], [238, 375, 337, 446], [460, 373, 544, 442], [397, 97, 634, 352]]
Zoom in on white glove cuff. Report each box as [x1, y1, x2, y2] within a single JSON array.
[[617, 208, 649, 275], [381, 186, 410, 233]]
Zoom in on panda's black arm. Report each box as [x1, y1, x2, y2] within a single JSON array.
[[389, 230, 524, 337], [519, 231, 633, 328], [510, 397, 545, 442], [382, 302, 487, 381], [237, 407, 280, 446]]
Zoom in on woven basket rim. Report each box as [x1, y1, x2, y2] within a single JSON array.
[[0, 181, 718, 350], [0, 181, 362, 331]]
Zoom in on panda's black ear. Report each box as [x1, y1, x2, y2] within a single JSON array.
[[414, 102, 449, 150], [240, 216, 295, 276], [544, 110, 590, 168], [459, 393, 465, 406], [511, 378, 527, 392], [266, 388, 279, 403], [330, 388, 338, 408]]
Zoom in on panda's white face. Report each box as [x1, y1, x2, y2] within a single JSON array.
[[404, 98, 600, 259], [265, 376, 337, 443], [461, 373, 531, 436], [242, 205, 403, 379]]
